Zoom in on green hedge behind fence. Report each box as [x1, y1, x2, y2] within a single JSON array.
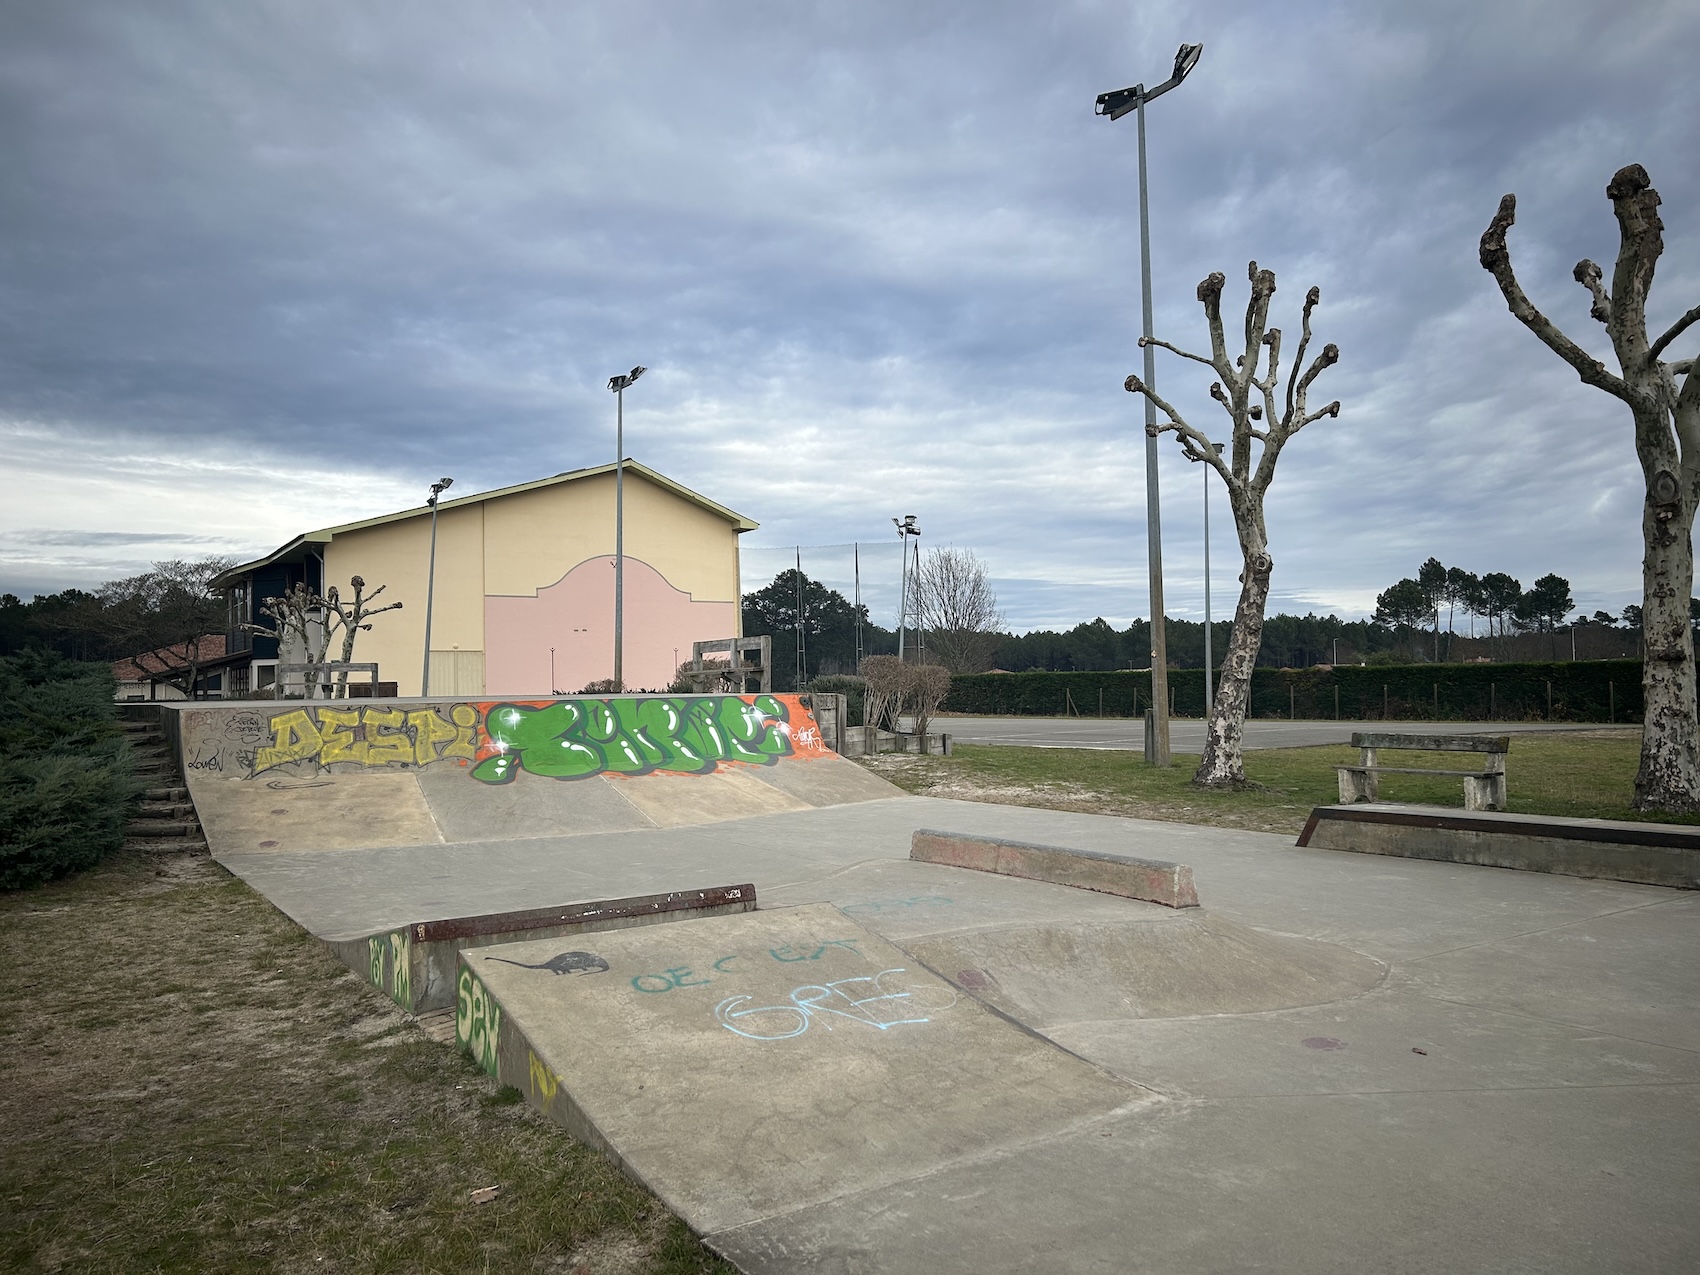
[[942, 660, 1647, 724]]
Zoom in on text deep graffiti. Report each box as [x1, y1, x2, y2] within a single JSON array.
[[714, 969, 957, 1041], [472, 695, 816, 784], [255, 704, 479, 774], [456, 966, 503, 1077]]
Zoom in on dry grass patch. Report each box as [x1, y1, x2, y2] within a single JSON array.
[[0, 846, 733, 1274]]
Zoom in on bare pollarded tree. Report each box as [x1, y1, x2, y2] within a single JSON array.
[[1124, 261, 1342, 787], [1480, 164, 1700, 810], [909, 547, 1006, 673]]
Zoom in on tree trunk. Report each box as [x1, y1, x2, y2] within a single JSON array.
[[1194, 550, 1272, 786], [1635, 446, 1700, 808]]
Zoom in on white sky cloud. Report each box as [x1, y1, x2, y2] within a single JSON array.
[[0, 0, 1694, 630]]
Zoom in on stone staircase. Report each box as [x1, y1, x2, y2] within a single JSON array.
[[121, 718, 207, 855]]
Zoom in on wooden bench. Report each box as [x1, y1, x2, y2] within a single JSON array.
[[1336, 732, 1509, 811]]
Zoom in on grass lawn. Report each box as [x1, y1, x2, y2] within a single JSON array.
[[0, 847, 734, 1275], [859, 728, 1690, 836]]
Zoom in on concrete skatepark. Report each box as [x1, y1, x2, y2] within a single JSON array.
[[152, 694, 1697, 1272]]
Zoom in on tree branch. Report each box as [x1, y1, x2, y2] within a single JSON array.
[[1126, 374, 1233, 488], [1137, 335, 1218, 370], [1650, 302, 1700, 363], [1480, 193, 1629, 399], [1572, 259, 1611, 323], [1195, 272, 1233, 379], [1284, 287, 1319, 423]]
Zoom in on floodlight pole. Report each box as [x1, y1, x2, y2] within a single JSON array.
[[1098, 42, 1202, 768], [420, 476, 453, 697], [893, 515, 919, 660], [608, 366, 646, 691]]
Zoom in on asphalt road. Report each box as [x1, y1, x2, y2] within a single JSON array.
[[926, 715, 1616, 751]]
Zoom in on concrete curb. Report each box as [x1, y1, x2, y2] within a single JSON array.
[[909, 829, 1199, 908], [1297, 804, 1699, 889]]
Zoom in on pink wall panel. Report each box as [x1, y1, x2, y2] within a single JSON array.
[[484, 555, 737, 695]]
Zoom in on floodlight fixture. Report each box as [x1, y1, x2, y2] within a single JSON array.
[[608, 365, 647, 393]]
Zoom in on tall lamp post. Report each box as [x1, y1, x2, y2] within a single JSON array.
[[893, 515, 919, 659], [607, 365, 646, 690], [1097, 40, 1203, 766], [420, 476, 454, 696], [1187, 441, 1224, 714]]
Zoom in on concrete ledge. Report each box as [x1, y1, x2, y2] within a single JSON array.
[[909, 829, 1199, 908], [1297, 804, 1699, 890], [329, 884, 758, 1013]]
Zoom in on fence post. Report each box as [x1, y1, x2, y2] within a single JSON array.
[[1383, 684, 1389, 719], [1098, 687, 1103, 718], [1490, 682, 1495, 720], [1334, 684, 1340, 721], [1433, 682, 1438, 719], [1546, 679, 1553, 720], [1609, 680, 1614, 724], [1289, 684, 1295, 720]]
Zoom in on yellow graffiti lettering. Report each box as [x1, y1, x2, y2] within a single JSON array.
[[318, 708, 368, 765], [255, 709, 323, 773], [362, 708, 413, 766], [455, 966, 502, 1077], [368, 936, 385, 986], [528, 1050, 560, 1105], [408, 709, 458, 764], [447, 703, 479, 760], [388, 930, 412, 1008]]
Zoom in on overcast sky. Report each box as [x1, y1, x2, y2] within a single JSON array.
[[2, 0, 1695, 632]]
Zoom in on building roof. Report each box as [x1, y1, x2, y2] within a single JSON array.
[[212, 460, 757, 589], [113, 634, 231, 683]]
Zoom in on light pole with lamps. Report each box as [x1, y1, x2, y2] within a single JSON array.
[[1097, 41, 1203, 765], [607, 365, 646, 690], [420, 476, 454, 696], [893, 515, 919, 659]]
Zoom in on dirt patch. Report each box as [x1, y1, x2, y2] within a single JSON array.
[[0, 844, 732, 1274]]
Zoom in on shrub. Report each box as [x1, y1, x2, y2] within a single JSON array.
[[0, 651, 138, 889]]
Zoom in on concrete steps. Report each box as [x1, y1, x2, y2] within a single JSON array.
[[120, 718, 206, 855]]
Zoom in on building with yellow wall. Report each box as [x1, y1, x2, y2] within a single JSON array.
[[214, 462, 756, 697]]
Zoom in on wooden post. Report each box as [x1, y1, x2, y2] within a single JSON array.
[[1334, 684, 1340, 721], [1383, 684, 1389, 719], [1609, 680, 1615, 724], [1289, 684, 1295, 720], [1490, 682, 1496, 719], [1098, 687, 1104, 718], [1433, 682, 1439, 718], [1546, 679, 1553, 720]]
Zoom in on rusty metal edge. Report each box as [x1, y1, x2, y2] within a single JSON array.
[[412, 884, 757, 943], [1305, 805, 1700, 851]]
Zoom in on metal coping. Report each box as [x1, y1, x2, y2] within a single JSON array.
[[1298, 805, 1700, 850], [410, 884, 757, 943]]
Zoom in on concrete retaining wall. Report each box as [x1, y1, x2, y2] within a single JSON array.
[[332, 884, 758, 1014], [910, 829, 1199, 908], [1298, 803, 1700, 889]]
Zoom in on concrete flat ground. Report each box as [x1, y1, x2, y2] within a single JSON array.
[[931, 715, 1612, 750], [215, 789, 1700, 1273]]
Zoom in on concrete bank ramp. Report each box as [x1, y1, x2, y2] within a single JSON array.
[[766, 858, 1388, 1027], [458, 904, 1150, 1243], [172, 693, 899, 856]]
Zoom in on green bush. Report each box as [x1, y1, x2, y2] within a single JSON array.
[[807, 675, 868, 727], [0, 651, 138, 889]]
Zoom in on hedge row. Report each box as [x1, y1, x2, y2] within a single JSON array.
[[942, 660, 1647, 723], [0, 650, 139, 889]]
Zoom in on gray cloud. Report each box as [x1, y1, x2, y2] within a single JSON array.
[[1, 0, 1694, 627]]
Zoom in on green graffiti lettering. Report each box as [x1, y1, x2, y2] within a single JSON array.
[[470, 695, 798, 785], [455, 966, 502, 1077]]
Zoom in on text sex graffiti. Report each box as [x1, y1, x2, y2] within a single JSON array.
[[714, 969, 958, 1041], [366, 929, 413, 1009], [255, 704, 479, 774], [456, 965, 503, 1077], [472, 694, 825, 784]]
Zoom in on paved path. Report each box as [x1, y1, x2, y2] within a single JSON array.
[[930, 715, 1616, 751]]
